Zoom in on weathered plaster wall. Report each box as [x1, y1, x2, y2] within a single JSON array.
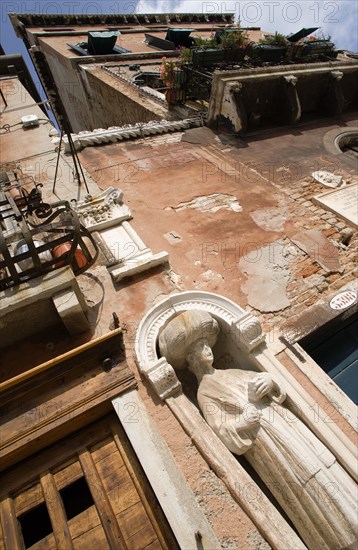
[[37, 37, 93, 132], [2, 75, 356, 548], [80, 66, 167, 129], [37, 38, 167, 132], [76, 119, 357, 445]]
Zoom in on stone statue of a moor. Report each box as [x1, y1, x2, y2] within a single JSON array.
[[159, 310, 357, 550]]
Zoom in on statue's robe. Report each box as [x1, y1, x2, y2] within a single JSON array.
[[197, 368, 357, 550]]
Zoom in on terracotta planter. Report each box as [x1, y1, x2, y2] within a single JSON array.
[[52, 242, 88, 270], [8, 184, 31, 209]]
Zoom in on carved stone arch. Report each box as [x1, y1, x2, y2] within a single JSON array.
[[134, 291, 266, 399]]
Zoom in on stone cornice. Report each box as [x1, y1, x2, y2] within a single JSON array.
[[56, 117, 203, 152]]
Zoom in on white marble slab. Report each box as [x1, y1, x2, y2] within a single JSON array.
[[313, 183, 358, 228]]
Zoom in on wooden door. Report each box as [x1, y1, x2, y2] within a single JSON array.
[[0, 414, 179, 550]]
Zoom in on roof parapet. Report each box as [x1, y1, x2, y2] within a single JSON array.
[[9, 12, 234, 34]]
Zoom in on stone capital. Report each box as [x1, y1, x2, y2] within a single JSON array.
[[331, 70, 343, 81], [233, 314, 265, 352], [146, 357, 182, 400], [283, 75, 298, 86]]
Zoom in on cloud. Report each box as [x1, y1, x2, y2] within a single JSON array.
[[137, 0, 357, 51]]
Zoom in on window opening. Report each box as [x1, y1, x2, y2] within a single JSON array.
[[299, 311, 358, 403], [18, 502, 53, 548], [60, 476, 95, 520]]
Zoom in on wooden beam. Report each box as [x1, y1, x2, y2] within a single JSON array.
[[1, 418, 112, 497], [78, 448, 127, 550], [0, 329, 123, 393], [0, 497, 24, 550], [40, 472, 74, 550]]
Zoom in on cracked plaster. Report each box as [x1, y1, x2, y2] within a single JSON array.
[[291, 229, 343, 273], [239, 240, 292, 312], [169, 193, 242, 214], [250, 207, 287, 232]]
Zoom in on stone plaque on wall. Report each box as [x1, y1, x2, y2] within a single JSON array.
[[313, 183, 358, 228]]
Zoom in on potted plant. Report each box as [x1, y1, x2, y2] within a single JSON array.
[[220, 29, 251, 62], [190, 36, 222, 66], [160, 58, 186, 105], [254, 32, 288, 61], [301, 33, 335, 56]]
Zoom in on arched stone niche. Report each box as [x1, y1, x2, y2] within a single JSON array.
[[135, 290, 265, 399], [135, 291, 357, 480], [135, 291, 357, 549]]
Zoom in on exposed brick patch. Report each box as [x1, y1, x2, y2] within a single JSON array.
[[248, 172, 357, 333], [323, 228, 337, 238], [298, 265, 320, 278], [325, 273, 342, 283], [330, 271, 357, 290]]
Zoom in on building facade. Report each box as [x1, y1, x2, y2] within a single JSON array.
[[1, 12, 357, 550]]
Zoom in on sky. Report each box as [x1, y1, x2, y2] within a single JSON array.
[[1, 1, 357, 106]]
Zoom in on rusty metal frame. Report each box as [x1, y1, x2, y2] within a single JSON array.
[[0, 189, 98, 290]]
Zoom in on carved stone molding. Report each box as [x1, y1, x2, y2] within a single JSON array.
[[74, 187, 131, 232], [56, 118, 203, 153], [146, 358, 182, 400], [135, 291, 249, 380], [74, 188, 169, 282], [233, 314, 265, 352]]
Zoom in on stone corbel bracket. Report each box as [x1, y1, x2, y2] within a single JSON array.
[[233, 313, 266, 352], [222, 81, 247, 134], [282, 74, 301, 124], [146, 357, 182, 400]]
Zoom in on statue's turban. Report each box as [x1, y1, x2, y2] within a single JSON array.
[[159, 310, 219, 369]]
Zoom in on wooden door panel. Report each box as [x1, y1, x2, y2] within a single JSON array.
[[117, 502, 159, 548], [71, 522, 109, 550], [0, 414, 179, 550], [31, 533, 57, 550]]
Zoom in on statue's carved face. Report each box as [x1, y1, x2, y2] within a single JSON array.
[[200, 342, 214, 366], [187, 340, 214, 373]]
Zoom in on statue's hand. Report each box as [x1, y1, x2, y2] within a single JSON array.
[[236, 405, 261, 431], [253, 373, 275, 399]]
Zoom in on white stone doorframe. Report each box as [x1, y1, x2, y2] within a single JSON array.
[[134, 291, 357, 549], [112, 391, 221, 550]]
